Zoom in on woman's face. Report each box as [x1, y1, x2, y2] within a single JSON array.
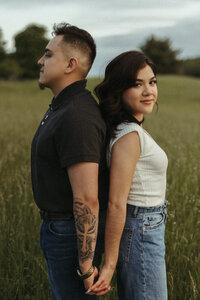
[[122, 64, 158, 121]]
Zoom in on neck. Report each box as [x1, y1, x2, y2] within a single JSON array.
[[52, 75, 83, 97], [133, 113, 143, 123]]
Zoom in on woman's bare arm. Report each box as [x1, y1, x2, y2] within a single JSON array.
[[88, 131, 140, 295]]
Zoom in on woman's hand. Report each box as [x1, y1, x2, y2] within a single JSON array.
[[86, 265, 114, 296]]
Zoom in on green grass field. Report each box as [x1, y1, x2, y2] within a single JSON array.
[[0, 75, 199, 299]]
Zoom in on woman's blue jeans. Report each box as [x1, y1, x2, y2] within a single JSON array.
[[117, 201, 168, 300], [40, 210, 106, 300]]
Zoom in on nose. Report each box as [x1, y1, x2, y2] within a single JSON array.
[[38, 55, 44, 66], [142, 84, 152, 96]]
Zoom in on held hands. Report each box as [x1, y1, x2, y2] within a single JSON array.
[[83, 266, 99, 292], [85, 265, 114, 296]]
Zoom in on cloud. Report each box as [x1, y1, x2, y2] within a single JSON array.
[[0, 0, 196, 9], [0, 0, 200, 76], [89, 16, 200, 76]]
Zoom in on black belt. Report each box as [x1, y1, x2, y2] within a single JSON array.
[[40, 210, 73, 221]]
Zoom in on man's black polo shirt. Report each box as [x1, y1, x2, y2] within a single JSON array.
[[31, 80, 109, 213]]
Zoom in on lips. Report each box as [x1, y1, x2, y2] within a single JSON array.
[[140, 99, 153, 104]]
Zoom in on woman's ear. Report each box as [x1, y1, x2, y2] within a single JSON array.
[[65, 57, 78, 74]]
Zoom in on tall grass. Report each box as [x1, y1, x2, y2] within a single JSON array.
[[0, 76, 199, 299]]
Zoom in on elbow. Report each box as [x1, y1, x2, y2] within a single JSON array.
[[74, 195, 99, 211], [86, 196, 99, 210], [108, 198, 127, 213]]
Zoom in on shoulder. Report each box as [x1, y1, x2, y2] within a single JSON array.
[[57, 94, 106, 140], [74, 91, 104, 119], [110, 122, 144, 152]]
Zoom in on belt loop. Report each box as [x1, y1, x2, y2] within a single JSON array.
[[40, 210, 45, 219], [164, 200, 168, 214], [133, 206, 139, 218]]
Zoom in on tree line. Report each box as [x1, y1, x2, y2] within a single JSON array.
[[0, 24, 200, 79]]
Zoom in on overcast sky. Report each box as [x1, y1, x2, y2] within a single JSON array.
[[0, 0, 200, 76]]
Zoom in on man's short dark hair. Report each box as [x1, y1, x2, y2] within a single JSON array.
[[52, 23, 96, 76]]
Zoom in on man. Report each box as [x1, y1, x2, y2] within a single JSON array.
[[31, 23, 109, 299]]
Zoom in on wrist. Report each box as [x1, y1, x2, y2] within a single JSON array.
[[77, 265, 95, 280], [104, 261, 116, 271]]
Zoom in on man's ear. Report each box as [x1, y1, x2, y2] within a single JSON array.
[[65, 57, 78, 74]]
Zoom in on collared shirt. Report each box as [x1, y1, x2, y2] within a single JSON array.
[[31, 80, 109, 213]]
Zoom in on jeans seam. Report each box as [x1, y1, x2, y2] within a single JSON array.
[[125, 228, 133, 262], [118, 228, 133, 263], [140, 220, 146, 300]]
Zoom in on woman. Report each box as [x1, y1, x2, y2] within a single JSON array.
[[88, 51, 168, 299]]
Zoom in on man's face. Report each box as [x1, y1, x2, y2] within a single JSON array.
[[38, 35, 69, 89]]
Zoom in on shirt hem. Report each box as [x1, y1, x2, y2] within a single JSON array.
[[127, 199, 165, 208]]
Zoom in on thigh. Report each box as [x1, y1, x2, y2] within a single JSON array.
[[117, 216, 145, 300], [142, 211, 167, 300], [117, 211, 167, 300], [40, 220, 97, 300]]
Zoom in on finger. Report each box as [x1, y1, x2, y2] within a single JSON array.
[[87, 285, 111, 296], [86, 291, 96, 295], [87, 279, 103, 292], [92, 284, 109, 292], [96, 286, 111, 296]]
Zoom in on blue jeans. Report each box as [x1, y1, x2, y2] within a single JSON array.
[[40, 210, 106, 300], [117, 201, 168, 300]]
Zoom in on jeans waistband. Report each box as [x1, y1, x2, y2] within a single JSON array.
[[127, 200, 167, 218], [40, 210, 74, 221]]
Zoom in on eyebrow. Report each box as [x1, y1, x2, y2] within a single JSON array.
[[136, 76, 156, 82]]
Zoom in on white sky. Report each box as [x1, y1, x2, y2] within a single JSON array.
[[0, 0, 200, 76]]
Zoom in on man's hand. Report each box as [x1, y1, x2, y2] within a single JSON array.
[[83, 266, 98, 292]]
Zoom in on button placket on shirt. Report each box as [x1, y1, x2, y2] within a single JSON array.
[[41, 106, 53, 126]]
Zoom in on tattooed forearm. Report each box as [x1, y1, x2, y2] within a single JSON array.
[[73, 199, 98, 264]]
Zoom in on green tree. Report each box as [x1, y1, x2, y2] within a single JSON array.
[[182, 57, 200, 78], [0, 28, 21, 79], [14, 24, 49, 78], [0, 28, 6, 60], [140, 35, 180, 74]]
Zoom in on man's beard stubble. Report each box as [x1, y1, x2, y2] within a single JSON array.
[[38, 82, 46, 90]]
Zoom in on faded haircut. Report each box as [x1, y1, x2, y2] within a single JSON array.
[[52, 23, 96, 77]]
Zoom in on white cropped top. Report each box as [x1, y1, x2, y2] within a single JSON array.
[[108, 123, 168, 207]]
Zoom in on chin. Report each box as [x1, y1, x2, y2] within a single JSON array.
[[142, 109, 153, 115], [38, 81, 46, 90]]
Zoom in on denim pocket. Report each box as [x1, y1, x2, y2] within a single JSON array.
[[48, 220, 77, 238], [118, 228, 134, 263], [143, 212, 165, 231]]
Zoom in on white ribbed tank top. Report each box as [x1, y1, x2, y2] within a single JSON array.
[[108, 122, 168, 207]]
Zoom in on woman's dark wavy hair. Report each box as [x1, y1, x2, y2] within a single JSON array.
[[94, 51, 156, 140]]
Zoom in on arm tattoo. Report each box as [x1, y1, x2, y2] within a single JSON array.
[[73, 199, 97, 264]]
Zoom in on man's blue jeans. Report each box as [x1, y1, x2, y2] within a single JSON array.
[[117, 201, 168, 300], [40, 210, 106, 300]]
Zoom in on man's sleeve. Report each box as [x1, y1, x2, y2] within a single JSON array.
[[55, 108, 105, 168]]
